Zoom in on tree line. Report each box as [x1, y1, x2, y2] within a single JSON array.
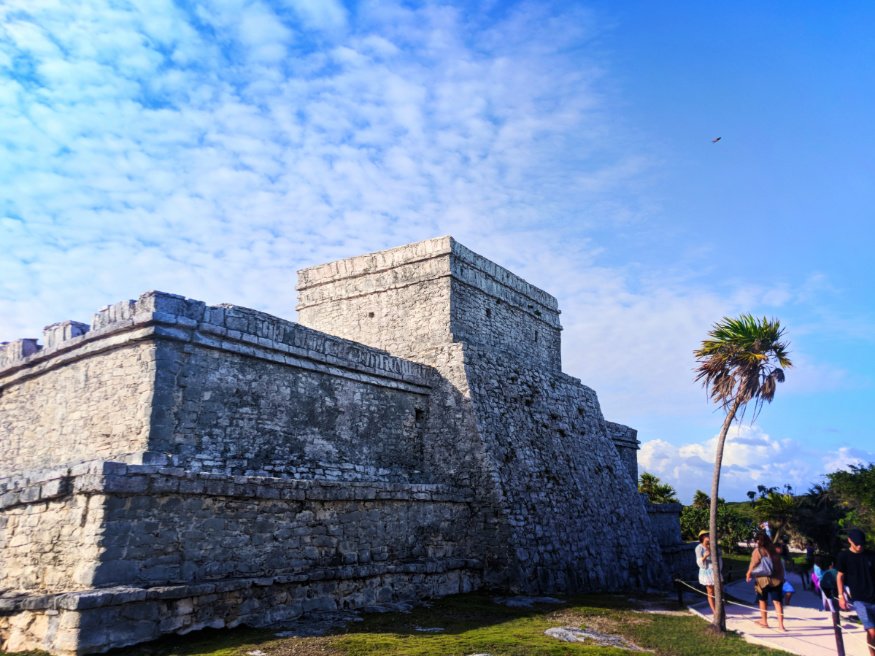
[[639, 463, 875, 555]]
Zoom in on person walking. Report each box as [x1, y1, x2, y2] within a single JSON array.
[[747, 531, 786, 631], [802, 540, 816, 590], [837, 528, 875, 656], [696, 530, 720, 615]]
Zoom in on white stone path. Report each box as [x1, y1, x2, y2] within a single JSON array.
[[689, 571, 870, 656]]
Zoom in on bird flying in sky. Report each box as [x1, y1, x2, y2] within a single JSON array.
[[712, 137, 722, 143]]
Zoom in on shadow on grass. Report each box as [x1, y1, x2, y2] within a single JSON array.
[[87, 592, 639, 656], [100, 625, 283, 656]]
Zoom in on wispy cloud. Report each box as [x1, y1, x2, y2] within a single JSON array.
[[1, 0, 642, 340]]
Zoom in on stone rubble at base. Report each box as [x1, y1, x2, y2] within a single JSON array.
[[544, 626, 651, 651]]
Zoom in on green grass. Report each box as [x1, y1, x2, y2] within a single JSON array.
[[330, 593, 792, 656], [1, 592, 795, 656]]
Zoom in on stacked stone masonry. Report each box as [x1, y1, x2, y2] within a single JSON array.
[[1, 236, 682, 655]]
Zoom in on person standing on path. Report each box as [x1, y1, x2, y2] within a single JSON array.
[[747, 532, 787, 631], [837, 528, 875, 656], [696, 530, 721, 615]]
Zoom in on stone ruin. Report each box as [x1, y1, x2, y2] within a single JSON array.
[[0, 237, 689, 654]]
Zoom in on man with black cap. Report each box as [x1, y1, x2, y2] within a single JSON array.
[[837, 528, 875, 655]]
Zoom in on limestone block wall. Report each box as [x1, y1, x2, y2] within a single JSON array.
[[90, 470, 476, 589], [296, 239, 455, 358], [0, 339, 156, 478], [0, 467, 105, 593], [448, 242, 561, 371], [297, 236, 562, 369], [645, 502, 697, 582], [1, 287, 501, 653], [605, 421, 640, 484], [143, 298, 436, 481], [0, 292, 205, 478], [152, 338, 430, 481], [462, 349, 664, 592], [0, 291, 437, 483], [297, 237, 664, 593], [0, 462, 483, 654], [646, 502, 683, 547]]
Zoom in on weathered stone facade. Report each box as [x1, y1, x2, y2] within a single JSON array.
[[1, 237, 678, 654]]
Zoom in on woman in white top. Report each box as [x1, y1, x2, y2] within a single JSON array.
[[696, 530, 720, 615]]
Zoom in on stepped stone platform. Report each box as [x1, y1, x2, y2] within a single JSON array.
[[1, 237, 683, 654]]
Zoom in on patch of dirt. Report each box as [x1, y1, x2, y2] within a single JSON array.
[[630, 598, 690, 616], [492, 595, 565, 608], [545, 608, 648, 629], [544, 609, 590, 625], [635, 608, 690, 616], [252, 638, 343, 656]]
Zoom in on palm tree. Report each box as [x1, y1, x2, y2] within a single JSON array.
[[692, 490, 711, 509], [639, 472, 680, 504], [694, 314, 792, 632]]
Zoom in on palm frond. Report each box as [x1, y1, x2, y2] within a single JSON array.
[[694, 314, 792, 420]]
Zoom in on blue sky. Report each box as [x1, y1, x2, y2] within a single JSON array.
[[2, 0, 873, 502]]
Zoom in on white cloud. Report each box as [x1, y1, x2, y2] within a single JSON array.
[[237, 2, 294, 64], [281, 0, 348, 34], [639, 425, 875, 504], [823, 447, 873, 474]]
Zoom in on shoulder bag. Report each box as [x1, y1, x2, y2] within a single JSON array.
[[751, 549, 773, 577]]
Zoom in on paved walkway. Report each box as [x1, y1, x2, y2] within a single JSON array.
[[688, 571, 871, 655]]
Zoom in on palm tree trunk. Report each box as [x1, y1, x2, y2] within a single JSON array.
[[709, 396, 743, 632]]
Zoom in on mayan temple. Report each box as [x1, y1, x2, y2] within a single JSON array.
[[0, 237, 687, 654]]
